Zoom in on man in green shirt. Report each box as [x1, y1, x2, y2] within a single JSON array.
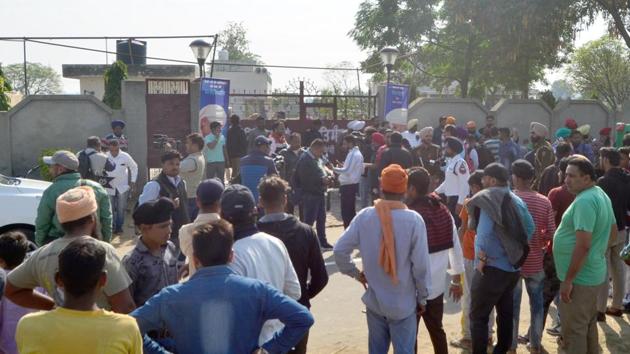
[[35, 150, 112, 246], [552, 155, 615, 354]]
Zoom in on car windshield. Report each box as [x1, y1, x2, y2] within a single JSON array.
[[0, 174, 21, 186]]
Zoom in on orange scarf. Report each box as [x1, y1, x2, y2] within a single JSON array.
[[373, 199, 407, 285]]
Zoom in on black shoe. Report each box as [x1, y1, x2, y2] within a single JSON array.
[[597, 312, 606, 322], [320, 242, 334, 251]]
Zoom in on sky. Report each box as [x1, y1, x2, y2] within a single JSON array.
[[0, 0, 608, 94]]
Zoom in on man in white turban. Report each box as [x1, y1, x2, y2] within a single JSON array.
[[402, 119, 421, 149]]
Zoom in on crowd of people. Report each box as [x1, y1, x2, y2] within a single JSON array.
[[0, 112, 629, 354]]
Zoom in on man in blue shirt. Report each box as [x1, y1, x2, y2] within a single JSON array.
[[131, 220, 313, 354], [239, 136, 278, 204], [465, 163, 534, 354]]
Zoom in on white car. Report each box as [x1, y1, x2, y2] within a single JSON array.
[[0, 174, 51, 241]]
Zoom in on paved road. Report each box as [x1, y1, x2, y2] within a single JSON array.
[[113, 208, 630, 353]]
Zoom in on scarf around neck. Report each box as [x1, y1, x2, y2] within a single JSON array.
[[373, 199, 408, 285]]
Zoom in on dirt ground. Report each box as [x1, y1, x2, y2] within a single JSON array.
[[113, 198, 630, 354]]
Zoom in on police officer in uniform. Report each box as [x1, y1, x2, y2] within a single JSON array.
[[435, 137, 470, 227]]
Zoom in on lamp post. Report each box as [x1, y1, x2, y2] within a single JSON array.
[[379, 46, 399, 87], [189, 39, 212, 78]]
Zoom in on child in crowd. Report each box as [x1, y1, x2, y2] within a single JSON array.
[[123, 197, 179, 307], [15, 237, 142, 353], [0, 231, 36, 354]]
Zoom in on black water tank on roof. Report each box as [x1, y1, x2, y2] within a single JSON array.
[[116, 39, 147, 64]]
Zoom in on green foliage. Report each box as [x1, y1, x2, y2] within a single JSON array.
[[3, 62, 62, 95], [218, 22, 261, 63], [350, 0, 582, 99], [102, 61, 128, 109], [0, 65, 12, 110], [568, 36, 630, 110], [540, 90, 558, 109]]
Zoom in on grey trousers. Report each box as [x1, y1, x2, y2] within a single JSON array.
[[597, 238, 627, 311], [558, 283, 602, 354], [206, 162, 225, 184]]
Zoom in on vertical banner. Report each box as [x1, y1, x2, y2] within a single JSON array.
[[384, 83, 409, 131], [199, 78, 230, 137]]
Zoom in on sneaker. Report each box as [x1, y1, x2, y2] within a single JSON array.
[[449, 338, 472, 350], [605, 307, 623, 317], [597, 312, 606, 322], [546, 327, 561, 337]]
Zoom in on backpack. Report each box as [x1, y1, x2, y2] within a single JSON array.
[[476, 144, 494, 169], [77, 150, 96, 180]]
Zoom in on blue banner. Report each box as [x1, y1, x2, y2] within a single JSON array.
[[384, 83, 409, 127], [199, 78, 230, 137]]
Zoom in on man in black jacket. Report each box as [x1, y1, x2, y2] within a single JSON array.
[[376, 132, 413, 178], [257, 176, 329, 354], [596, 147, 630, 318], [226, 114, 247, 178], [279, 133, 305, 215], [294, 139, 334, 249], [302, 119, 323, 148]]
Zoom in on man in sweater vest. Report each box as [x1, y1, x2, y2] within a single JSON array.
[[407, 167, 465, 354], [138, 150, 190, 255]]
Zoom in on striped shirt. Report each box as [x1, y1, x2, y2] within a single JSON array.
[[514, 190, 556, 276], [483, 139, 501, 162]]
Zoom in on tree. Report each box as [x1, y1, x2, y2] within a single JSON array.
[[323, 61, 359, 94], [0, 65, 12, 110], [218, 22, 261, 62], [4, 62, 62, 95], [102, 61, 128, 109], [350, 0, 581, 99], [540, 90, 559, 109], [578, 1, 630, 50], [568, 36, 630, 110]]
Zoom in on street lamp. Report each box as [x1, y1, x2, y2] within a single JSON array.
[[379, 46, 399, 86], [189, 39, 212, 78]]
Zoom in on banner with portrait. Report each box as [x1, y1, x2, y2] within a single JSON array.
[[199, 78, 230, 137]]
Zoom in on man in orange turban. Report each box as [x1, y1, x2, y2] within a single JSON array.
[[334, 164, 431, 354]]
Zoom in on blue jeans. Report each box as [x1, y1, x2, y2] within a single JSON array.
[[512, 271, 545, 350], [109, 190, 128, 233], [302, 193, 327, 245], [366, 309, 416, 354]]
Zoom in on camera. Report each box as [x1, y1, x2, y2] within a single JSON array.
[[152, 134, 181, 151]]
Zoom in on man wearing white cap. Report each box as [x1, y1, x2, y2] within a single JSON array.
[[402, 119, 421, 149], [35, 150, 112, 246], [525, 122, 555, 191], [347, 120, 366, 132]]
